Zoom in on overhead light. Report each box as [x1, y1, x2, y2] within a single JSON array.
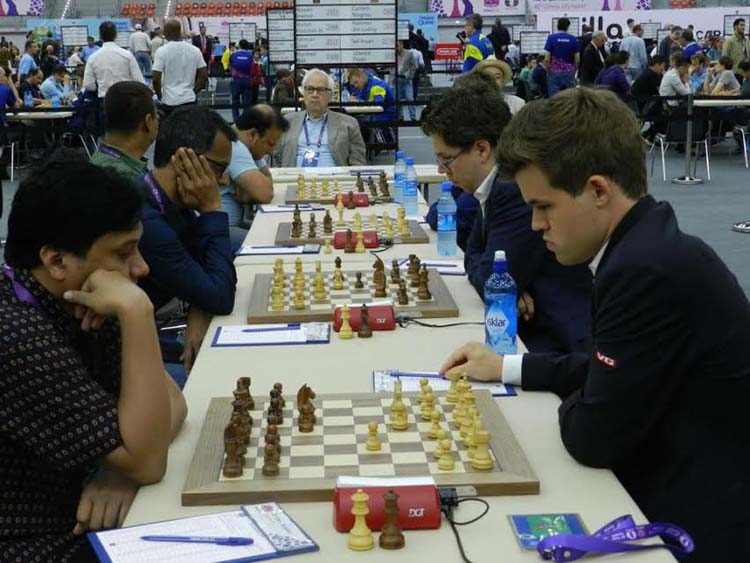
[[61, 0, 72, 19]]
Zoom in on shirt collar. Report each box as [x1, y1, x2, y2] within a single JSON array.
[[305, 111, 328, 123], [589, 241, 609, 276], [472, 165, 498, 208], [98, 141, 149, 172], [7, 267, 78, 332]]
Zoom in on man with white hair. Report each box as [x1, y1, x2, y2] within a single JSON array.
[[273, 68, 366, 168], [129, 23, 152, 78], [579, 31, 608, 86]]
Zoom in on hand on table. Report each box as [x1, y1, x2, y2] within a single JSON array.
[[73, 470, 138, 535], [439, 342, 503, 383], [181, 306, 213, 376], [517, 291, 535, 322]]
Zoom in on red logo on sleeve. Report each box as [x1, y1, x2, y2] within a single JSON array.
[[595, 351, 617, 368]]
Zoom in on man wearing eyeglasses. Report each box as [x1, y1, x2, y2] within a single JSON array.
[[136, 106, 238, 386], [421, 77, 592, 354], [274, 68, 366, 168]]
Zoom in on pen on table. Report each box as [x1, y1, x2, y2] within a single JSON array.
[[247, 245, 301, 249], [140, 535, 254, 546], [423, 263, 460, 268], [242, 323, 301, 333], [391, 371, 440, 379]]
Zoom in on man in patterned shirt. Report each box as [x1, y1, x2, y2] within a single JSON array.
[[0, 151, 187, 562]]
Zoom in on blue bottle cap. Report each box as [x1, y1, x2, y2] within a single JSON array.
[[406, 156, 414, 165], [441, 180, 452, 192], [396, 150, 404, 159]]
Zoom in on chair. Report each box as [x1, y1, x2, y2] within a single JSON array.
[[734, 124, 750, 169], [212, 77, 232, 104], [648, 107, 711, 182]]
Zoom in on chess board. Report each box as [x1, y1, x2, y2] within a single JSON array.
[[246, 266, 459, 324], [274, 219, 429, 246], [182, 391, 540, 505], [284, 184, 394, 205]]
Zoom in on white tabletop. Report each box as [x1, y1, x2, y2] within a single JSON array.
[[125, 263, 671, 562], [694, 98, 750, 107], [281, 106, 385, 115], [271, 165, 445, 185], [7, 110, 74, 120]]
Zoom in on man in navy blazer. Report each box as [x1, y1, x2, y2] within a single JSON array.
[[421, 75, 592, 354], [441, 88, 750, 563]]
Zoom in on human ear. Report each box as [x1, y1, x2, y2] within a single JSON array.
[[38, 246, 70, 282]]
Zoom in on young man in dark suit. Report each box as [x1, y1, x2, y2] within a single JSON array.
[[421, 76, 592, 354], [440, 88, 750, 563]]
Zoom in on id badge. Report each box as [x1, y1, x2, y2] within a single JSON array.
[[302, 148, 319, 168]]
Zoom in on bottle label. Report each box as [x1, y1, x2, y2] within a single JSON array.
[[437, 212, 456, 232], [485, 294, 517, 355], [404, 180, 417, 196]]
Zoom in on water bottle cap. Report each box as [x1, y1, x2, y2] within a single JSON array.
[[396, 150, 404, 158], [441, 180, 452, 192], [494, 250, 506, 261], [406, 157, 414, 165]]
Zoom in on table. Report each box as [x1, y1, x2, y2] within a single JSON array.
[[270, 165, 445, 186], [125, 263, 671, 562], [281, 106, 384, 116], [6, 111, 74, 120]]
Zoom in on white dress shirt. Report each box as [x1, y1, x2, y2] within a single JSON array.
[[83, 42, 144, 98], [501, 241, 608, 386], [153, 40, 206, 106], [472, 164, 499, 217], [129, 30, 152, 53]]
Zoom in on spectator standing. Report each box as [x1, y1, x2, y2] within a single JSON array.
[[619, 24, 648, 83], [192, 24, 213, 66], [228, 39, 253, 123], [150, 28, 164, 59], [462, 14, 494, 73], [129, 23, 152, 78], [152, 19, 207, 115], [578, 24, 593, 55], [488, 17, 511, 59], [530, 55, 548, 97], [579, 31, 608, 86], [251, 49, 263, 105], [543, 17, 579, 97], [81, 36, 100, 63], [396, 40, 417, 121], [409, 42, 425, 101], [18, 39, 38, 83], [658, 26, 682, 64], [722, 18, 749, 72], [681, 29, 704, 59]]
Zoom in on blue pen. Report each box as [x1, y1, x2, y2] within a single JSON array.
[[249, 245, 300, 249], [423, 263, 459, 268], [391, 371, 441, 379], [243, 324, 301, 333], [141, 535, 254, 546]]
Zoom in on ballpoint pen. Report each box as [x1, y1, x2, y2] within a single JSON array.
[[140, 535, 254, 546]]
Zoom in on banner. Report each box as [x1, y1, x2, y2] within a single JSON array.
[[399, 13, 439, 44], [434, 42, 462, 59], [531, 0, 651, 12], [0, 0, 43, 16], [536, 8, 731, 42], [428, 0, 525, 19], [28, 18, 131, 46]]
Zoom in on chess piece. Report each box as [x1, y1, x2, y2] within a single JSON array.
[[467, 413, 482, 459], [460, 405, 475, 439], [433, 429, 447, 459], [445, 369, 462, 403], [369, 213, 378, 229], [339, 305, 354, 339], [367, 176, 376, 196], [323, 239, 332, 254], [358, 304, 373, 338], [390, 259, 401, 284], [347, 190, 356, 210], [297, 384, 316, 433], [323, 210, 333, 234], [471, 430, 494, 470], [344, 229, 355, 253], [373, 258, 387, 298], [355, 171, 364, 192], [308, 214, 317, 237], [271, 286, 285, 311], [417, 265, 432, 300], [354, 272, 364, 289], [267, 396, 282, 425], [222, 419, 244, 478], [355, 231, 366, 254], [336, 197, 346, 226], [238, 376, 254, 410], [366, 421, 381, 451], [321, 179, 330, 197], [313, 275, 326, 300], [421, 392, 435, 422], [438, 439, 455, 470], [333, 261, 344, 290], [348, 489, 374, 551], [397, 280, 409, 305], [352, 212, 362, 231], [274, 382, 285, 408], [262, 433, 280, 476], [266, 424, 282, 459], [389, 380, 402, 422], [428, 410, 442, 439], [379, 490, 405, 550], [293, 204, 301, 223], [291, 218, 302, 238], [391, 398, 408, 431], [293, 288, 305, 310], [417, 378, 429, 404]]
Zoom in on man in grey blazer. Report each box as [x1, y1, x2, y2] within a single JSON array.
[[273, 69, 367, 168]]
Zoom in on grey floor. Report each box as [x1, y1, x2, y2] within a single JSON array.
[[3, 125, 750, 297]]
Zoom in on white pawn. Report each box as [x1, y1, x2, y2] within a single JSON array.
[[438, 439, 455, 471], [366, 421, 381, 451], [433, 429, 447, 459]]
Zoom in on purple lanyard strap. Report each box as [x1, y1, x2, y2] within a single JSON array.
[[303, 114, 327, 149], [97, 144, 122, 160], [2, 264, 41, 310], [143, 172, 165, 215], [537, 515, 694, 562]]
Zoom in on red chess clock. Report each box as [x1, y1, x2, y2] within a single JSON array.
[[333, 305, 396, 331], [332, 230, 379, 249], [336, 193, 370, 207]]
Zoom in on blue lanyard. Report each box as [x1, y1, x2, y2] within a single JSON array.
[[2, 264, 41, 310], [143, 172, 165, 215], [303, 114, 327, 149]]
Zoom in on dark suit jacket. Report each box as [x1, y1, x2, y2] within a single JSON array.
[[522, 196, 750, 563], [464, 176, 592, 355], [192, 34, 213, 63], [579, 42, 606, 85]]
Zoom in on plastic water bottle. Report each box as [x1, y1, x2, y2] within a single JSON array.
[[437, 180, 457, 257], [23, 90, 32, 107], [393, 150, 406, 204], [484, 251, 517, 355], [51, 94, 60, 108], [403, 156, 419, 218]]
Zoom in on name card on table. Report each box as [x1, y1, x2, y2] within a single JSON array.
[[372, 370, 516, 397], [212, 323, 330, 347]]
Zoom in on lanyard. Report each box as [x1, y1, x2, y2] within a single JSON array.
[[537, 515, 694, 562], [98, 144, 123, 160], [2, 264, 41, 310], [303, 114, 327, 149], [143, 172, 165, 215]]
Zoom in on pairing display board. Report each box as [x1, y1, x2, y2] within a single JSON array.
[[724, 14, 750, 37], [398, 19, 410, 41], [551, 17, 580, 37], [61, 25, 88, 47], [246, 264, 459, 324], [229, 22, 258, 45], [274, 219, 429, 246], [115, 30, 131, 49], [183, 391, 540, 505], [267, 8, 295, 64], [294, 0, 397, 65], [640, 22, 661, 41], [520, 31, 550, 55], [511, 25, 536, 42]]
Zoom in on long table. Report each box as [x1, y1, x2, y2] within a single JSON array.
[[270, 165, 445, 185], [125, 165, 672, 562]]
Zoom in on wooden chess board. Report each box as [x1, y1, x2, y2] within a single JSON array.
[[284, 184, 394, 205], [274, 219, 429, 246], [182, 391, 540, 505], [246, 267, 459, 324]]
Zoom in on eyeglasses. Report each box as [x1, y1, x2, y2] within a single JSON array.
[[436, 147, 469, 170], [201, 154, 230, 177], [303, 86, 332, 95]]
